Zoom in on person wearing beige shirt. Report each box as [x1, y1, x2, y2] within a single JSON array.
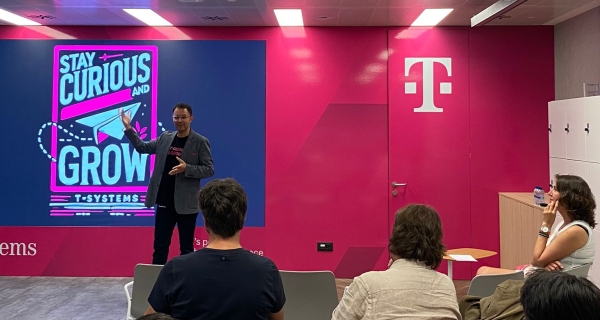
[[331, 204, 461, 320]]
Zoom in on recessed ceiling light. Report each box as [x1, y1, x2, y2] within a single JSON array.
[[123, 9, 172, 26], [411, 8, 454, 27], [0, 8, 41, 25], [274, 9, 304, 27]]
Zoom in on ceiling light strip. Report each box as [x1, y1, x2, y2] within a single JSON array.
[[411, 9, 454, 27], [274, 9, 304, 27], [123, 9, 172, 26], [471, 0, 528, 27], [0, 8, 41, 26]]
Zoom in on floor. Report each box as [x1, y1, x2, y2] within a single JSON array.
[[0, 277, 132, 320], [0, 277, 471, 320]]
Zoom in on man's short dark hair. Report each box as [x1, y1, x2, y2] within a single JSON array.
[[388, 204, 445, 269], [172, 102, 193, 116], [520, 270, 600, 320], [136, 313, 178, 320], [198, 178, 247, 238]]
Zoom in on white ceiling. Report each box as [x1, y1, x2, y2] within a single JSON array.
[[0, 0, 597, 27]]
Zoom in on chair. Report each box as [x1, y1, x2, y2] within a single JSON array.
[[124, 264, 164, 320], [279, 271, 339, 320], [564, 263, 592, 277], [467, 270, 524, 297]]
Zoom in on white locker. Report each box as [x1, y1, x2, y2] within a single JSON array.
[[549, 157, 567, 187], [566, 160, 587, 178], [549, 100, 567, 159], [585, 97, 600, 163], [548, 97, 600, 282], [565, 99, 586, 161]]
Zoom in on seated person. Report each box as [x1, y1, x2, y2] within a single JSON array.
[[520, 270, 600, 319], [331, 204, 460, 320], [478, 174, 595, 276], [145, 178, 285, 320]]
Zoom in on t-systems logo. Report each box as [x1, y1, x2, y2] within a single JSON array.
[[37, 45, 159, 218], [0, 242, 37, 256]]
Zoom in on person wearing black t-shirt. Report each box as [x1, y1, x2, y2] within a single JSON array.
[[121, 103, 214, 265], [146, 178, 285, 320]]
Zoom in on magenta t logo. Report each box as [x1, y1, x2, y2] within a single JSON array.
[[404, 58, 452, 113]]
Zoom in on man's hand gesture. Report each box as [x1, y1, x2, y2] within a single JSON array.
[[119, 107, 132, 130], [169, 157, 187, 175]]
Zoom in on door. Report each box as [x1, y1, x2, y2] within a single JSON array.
[[388, 28, 471, 279]]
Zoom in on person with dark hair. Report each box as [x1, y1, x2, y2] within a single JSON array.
[[331, 204, 460, 320], [145, 178, 285, 320], [520, 270, 600, 319], [136, 312, 178, 320], [121, 102, 214, 265], [478, 174, 595, 276]]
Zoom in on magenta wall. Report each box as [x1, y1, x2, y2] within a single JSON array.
[[0, 26, 553, 278], [468, 27, 554, 274]]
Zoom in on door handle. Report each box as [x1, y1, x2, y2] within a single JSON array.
[[392, 182, 407, 188]]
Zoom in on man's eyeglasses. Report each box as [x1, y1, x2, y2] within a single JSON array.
[[173, 116, 189, 121]]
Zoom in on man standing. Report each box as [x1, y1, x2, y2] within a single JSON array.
[[120, 102, 214, 265], [146, 178, 285, 320]]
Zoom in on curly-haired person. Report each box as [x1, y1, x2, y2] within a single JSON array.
[[331, 204, 460, 320], [478, 174, 595, 277]]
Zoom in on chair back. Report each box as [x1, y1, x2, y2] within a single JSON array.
[[467, 270, 524, 297], [279, 270, 339, 320], [131, 264, 163, 318], [564, 263, 592, 277]]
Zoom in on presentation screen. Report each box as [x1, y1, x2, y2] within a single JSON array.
[[0, 40, 266, 227]]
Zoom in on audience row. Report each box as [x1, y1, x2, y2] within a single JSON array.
[[140, 175, 599, 320]]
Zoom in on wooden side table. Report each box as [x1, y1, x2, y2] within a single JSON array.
[[443, 248, 497, 279]]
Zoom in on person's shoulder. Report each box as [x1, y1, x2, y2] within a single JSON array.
[[191, 130, 209, 141], [159, 130, 176, 138], [237, 250, 280, 272], [348, 270, 382, 289], [169, 250, 205, 267], [242, 250, 274, 263]]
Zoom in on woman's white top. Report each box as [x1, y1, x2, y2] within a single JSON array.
[[547, 220, 595, 270]]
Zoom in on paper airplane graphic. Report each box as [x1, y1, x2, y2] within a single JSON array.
[[75, 102, 141, 144]]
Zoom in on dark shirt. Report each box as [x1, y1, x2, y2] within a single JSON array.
[[148, 248, 286, 320], [156, 135, 188, 208]]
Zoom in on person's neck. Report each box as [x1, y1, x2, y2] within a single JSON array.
[[558, 206, 574, 225], [177, 129, 190, 138], [205, 234, 242, 250]]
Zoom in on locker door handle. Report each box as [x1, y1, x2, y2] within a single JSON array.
[[585, 123, 590, 133], [565, 124, 570, 133]]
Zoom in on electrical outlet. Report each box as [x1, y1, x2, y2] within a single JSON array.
[[317, 242, 333, 251]]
